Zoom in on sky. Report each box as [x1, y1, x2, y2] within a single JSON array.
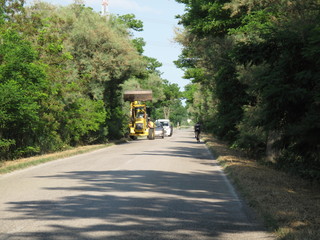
[[26, 0, 188, 90]]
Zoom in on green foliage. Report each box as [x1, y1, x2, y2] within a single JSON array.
[[154, 80, 182, 120], [232, 4, 320, 178], [213, 63, 248, 141], [0, 0, 25, 21], [0, 1, 166, 159], [183, 83, 197, 106], [232, 105, 267, 158], [168, 100, 188, 126], [0, 28, 47, 159], [176, 0, 241, 37], [117, 13, 143, 32], [144, 56, 163, 76], [61, 97, 106, 144], [50, 4, 146, 141], [176, 0, 320, 179], [132, 37, 146, 55], [116, 14, 145, 55]]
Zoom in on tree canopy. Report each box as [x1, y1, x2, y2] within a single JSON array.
[[175, 0, 320, 180], [0, 1, 186, 159]]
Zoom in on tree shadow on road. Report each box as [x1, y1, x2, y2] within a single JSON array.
[[5, 167, 272, 240]]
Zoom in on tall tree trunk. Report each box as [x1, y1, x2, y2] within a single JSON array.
[[266, 130, 280, 163], [163, 106, 170, 119]]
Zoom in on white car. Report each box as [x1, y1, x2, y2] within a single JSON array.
[[155, 119, 173, 137]]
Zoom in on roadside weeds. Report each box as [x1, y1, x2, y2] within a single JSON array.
[[0, 139, 127, 175], [203, 134, 320, 240]]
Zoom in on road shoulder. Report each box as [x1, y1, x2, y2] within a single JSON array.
[[203, 134, 320, 240]]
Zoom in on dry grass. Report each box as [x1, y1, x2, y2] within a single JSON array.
[[203, 134, 320, 240], [0, 143, 116, 175]]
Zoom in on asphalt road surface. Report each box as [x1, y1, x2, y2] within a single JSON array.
[[0, 129, 274, 240]]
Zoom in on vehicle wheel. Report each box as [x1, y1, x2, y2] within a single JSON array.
[[152, 129, 155, 140], [148, 128, 155, 140], [130, 136, 137, 140]]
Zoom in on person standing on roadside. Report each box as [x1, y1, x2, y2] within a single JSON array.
[[147, 117, 155, 140]]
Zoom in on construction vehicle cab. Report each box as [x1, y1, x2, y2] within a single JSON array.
[[124, 90, 155, 140]]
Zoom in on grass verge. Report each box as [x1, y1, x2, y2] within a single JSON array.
[[0, 140, 127, 175], [203, 134, 320, 240]]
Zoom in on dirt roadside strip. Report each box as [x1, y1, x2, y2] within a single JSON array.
[[203, 134, 320, 240]]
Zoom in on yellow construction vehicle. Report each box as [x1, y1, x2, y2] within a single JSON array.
[[123, 90, 155, 140]]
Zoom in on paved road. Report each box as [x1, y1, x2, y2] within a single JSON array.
[[0, 129, 274, 240]]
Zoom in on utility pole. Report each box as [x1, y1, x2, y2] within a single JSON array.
[[101, 0, 109, 16]]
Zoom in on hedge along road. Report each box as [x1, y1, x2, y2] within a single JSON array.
[[0, 129, 274, 240]]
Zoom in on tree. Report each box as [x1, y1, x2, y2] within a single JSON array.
[[117, 14, 143, 32], [0, 0, 25, 21], [175, 0, 320, 179], [175, 0, 247, 141], [160, 80, 181, 119], [0, 29, 47, 158], [168, 100, 188, 126], [23, 2, 108, 148], [228, 0, 320, 177], [0, 0, 183, 160]]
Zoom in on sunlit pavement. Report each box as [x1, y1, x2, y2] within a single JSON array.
[[0, 129, 274, 240]]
